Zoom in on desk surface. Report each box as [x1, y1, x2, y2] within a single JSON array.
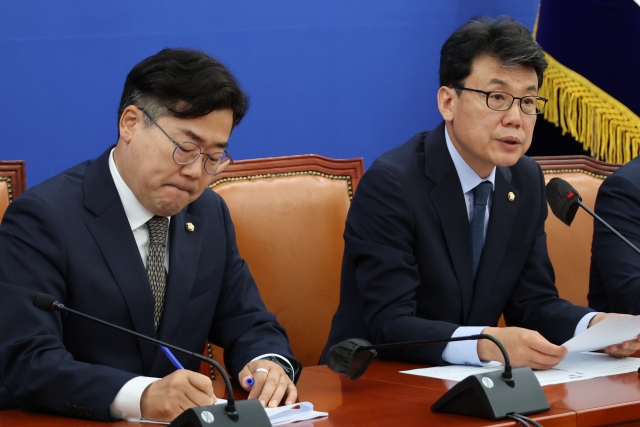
[[2, 360, 640, 427]]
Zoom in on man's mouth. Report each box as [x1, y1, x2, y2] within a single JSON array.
[[169, 184, 193, 193], [498, 137, 521, 146]]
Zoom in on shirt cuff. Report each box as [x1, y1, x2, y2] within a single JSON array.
[[441, 326, 490, 366], [575, 312, 600, 336], [109, 376, 160, 421], [251, 353, 296, 381]]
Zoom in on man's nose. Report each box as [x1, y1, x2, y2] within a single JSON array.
[[181, 156, 204, 178], [502, 99, 524, 126]]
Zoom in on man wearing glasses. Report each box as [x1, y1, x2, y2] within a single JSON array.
[[0, 48, 300, 422], [322, 17, 640, 368]]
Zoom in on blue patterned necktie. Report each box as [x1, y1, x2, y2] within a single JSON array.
[[146, 215, 169, 332], [471, 181, 492, 277]]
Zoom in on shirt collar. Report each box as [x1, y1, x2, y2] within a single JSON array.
[[444, 126, 496, 193], [109, 148, 155, 231]]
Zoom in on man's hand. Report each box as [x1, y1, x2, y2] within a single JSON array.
[[140, 370, 215, 422], [589, 313, 640, 357], [478, 327, 567, 370], [238, 360, 297, 408]]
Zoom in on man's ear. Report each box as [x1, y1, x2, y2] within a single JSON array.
[[437, 86, 456, 122], [119, 106, 142, 144]]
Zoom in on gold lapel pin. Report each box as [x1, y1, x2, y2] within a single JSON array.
[[185, 222, 195, 232], [507, 192, 515, 202]]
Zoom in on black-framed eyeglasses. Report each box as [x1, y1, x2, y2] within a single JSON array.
[[140, 108, 233, 175], [454, 86, 548, 115]]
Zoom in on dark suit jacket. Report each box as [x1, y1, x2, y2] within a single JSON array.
[[0, 148, 299, 421], [321, 123, 592, 365], [589, 155, 640, 314]]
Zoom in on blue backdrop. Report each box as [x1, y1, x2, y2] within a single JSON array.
[[0, 1, 538, 187]]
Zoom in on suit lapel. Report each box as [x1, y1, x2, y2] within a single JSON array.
[[83, 148, 156, 372], [423, 124, 475, 322], [157, 209, 202, 342], [467, 167, 518, 324]]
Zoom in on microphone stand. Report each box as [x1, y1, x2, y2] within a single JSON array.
[[358, 334, 514, 386], [34, 293, 270, 427], [546, 177, 640, 255], [328, 335, 550, 421], [574, 199, 640, 255]]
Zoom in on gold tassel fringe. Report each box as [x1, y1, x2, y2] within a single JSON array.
[[539, 52, 640, 164]]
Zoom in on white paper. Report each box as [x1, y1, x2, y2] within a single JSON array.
[[401, 364, 503, 383], [133, 400, 327, 425], [401, 352, 640, 386], [267, 402, 328, 426], [562, 315, 640, 352]]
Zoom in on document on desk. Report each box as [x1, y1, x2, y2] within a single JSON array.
[[134, 400, 328, 425], [561, 315, 640, 353], [400, 352, 640, 386]]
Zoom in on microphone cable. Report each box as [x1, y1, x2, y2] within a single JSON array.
[[507, 412, 543, 427]]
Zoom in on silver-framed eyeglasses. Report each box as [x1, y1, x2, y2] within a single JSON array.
[[454, 86, 548, 115], [141, 108, 233, 175]]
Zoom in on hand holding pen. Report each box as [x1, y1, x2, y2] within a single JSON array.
[[140, 346, 217, 421]]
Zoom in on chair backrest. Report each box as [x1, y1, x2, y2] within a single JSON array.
[[206, 154, 363, 369], [533, 155, 621, 306], [0, 161, 26, 222]]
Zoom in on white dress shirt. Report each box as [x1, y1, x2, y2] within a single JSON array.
[[107, 149, 293, 420], [440, 128, 597, 366]]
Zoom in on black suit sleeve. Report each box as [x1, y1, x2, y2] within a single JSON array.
[[0, 195, 136, 421], [502, 166, 592, 344], [591, 172, 640, 314], [344, 165, 459, 365]]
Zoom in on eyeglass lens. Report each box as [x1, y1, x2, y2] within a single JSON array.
[[486, 93, 545, 114], [173, 142, 231, 174]]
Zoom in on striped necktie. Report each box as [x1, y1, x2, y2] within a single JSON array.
[[146, 215, 169, 332]]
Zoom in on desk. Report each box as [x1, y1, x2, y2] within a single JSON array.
[[1, 360, 640, 426]]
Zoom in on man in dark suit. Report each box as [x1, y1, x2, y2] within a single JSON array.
[[0, 48, 300, 422], [590, 155, 640, 314], [322, 17, 640, 368]]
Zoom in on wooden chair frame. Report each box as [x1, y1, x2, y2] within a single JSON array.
[[532, 155, 621, 177], [210, 154, 364, 193], [0, 160, 27, 201]]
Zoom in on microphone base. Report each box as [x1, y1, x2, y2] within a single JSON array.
[[431, 367, 549, 421], [169, 399, 270, 427]]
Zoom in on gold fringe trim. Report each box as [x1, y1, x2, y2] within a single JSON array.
[[532, 3, 540, 40], [539, 52, 640, 164]]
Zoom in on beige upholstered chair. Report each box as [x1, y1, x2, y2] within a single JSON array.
[[532, 155, 620, 306], [0, 161, 26, 222], [495, 155, 619, 328], [199, 154, 363, 377]]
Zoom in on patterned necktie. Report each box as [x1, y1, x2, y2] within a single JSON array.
[[471, 181, 492, 277], [146, 215, 169, 332]]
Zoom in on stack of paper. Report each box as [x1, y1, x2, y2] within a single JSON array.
[[402, 315, 640, 386], [266, 402, 328, 426], [401, 352, 640, 386], [561, 315, 640, 353]]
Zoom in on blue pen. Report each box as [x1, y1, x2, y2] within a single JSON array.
[[160, 346, 184, 369], [246, 377, 255, 386]]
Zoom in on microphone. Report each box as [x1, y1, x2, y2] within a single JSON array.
[[32, 293, 270, 427], [545, 177, 640, 256], [327, 336, 550, 421]]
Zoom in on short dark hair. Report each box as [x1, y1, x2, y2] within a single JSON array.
[[439, 16, 547, 89], [117, 48, 249, 130]]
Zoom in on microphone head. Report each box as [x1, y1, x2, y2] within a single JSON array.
[[545, 177, 582, 226], [326, 338, 377, 380], [33, 293, 58, 311]]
